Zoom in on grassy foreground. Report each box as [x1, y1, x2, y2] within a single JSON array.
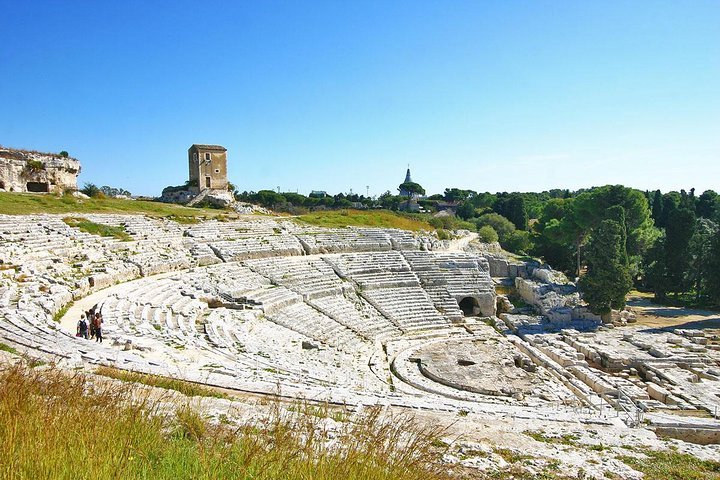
[[95, 366, 230, 400], [0, 361, 452, 480], [297, 209, 434, 231], [0, 192, 229, 220]]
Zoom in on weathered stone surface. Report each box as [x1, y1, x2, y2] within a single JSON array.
[[0, 148, 81, 193]]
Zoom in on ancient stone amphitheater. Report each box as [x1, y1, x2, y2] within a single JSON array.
[[2, 213, 720, 445]]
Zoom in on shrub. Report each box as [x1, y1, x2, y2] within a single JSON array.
[[474, 213, 516, 241], [80, 183, 104, 198], [59, 151, 69, 158], [502, 230, 533, 254], [22, 160, 45, 176], [429, 215, 475, 231], [477, 225, 499, 243]]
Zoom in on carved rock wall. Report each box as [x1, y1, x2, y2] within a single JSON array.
[[0, 148, 81, 193]]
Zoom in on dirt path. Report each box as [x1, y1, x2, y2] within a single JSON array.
[[447, 231, 478, 252], [626, 292, 720, 329], [58, 271, 182, 334]]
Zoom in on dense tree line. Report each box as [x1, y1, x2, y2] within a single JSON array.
[[430, 184, 719, 311], [235, 190, 376, 213]]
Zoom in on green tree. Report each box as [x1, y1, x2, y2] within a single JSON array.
[[559, 185, 653, 276], [504, 194, 529, 230], [643, 232, 669, 300], [455, 201, 476, 220], [252, 190, 286, 209], [658, 192, 681, 228], [398, 182, 425, 198], [477, 225, 498, 243], [697, 190, 718, 219], [468, 192, 496, 210], [474, 213, 516, 242], [443, 188, 474, 203], [651, 189, 663, 225], [282, 192, 308, 206], [80, 183, 103, 198], [503, 230, 532, 254], [579, 219, 633, 321], [379, 191, 402, 211], [664, 207, 696, 298], [398, 181, 425, 210], [688, 218, 718, 301], [706, 228, 720, 305], [531, 198, 576, 272]]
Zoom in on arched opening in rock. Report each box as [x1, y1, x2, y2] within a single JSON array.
[[26, 182, 49, 193], [459, 297, 478, 317]]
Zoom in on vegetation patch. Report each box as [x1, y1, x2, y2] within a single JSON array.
[[1, 361, 452, 480], [166, 214, 200, 224], [0, 343, 17, 355], [52, 301, 74, 323], [525, 431, 580, 446], [297, 209, 433, 231], [63, 217, 132, 241], [94, 366, 229, 399], [619, 450, 720, 480], [0, 192, 232, 219]]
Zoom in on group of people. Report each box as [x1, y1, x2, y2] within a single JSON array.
[[76, 306, 103, 342]]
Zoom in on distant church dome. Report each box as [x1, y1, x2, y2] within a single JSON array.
[[399, 167, 415, 197]]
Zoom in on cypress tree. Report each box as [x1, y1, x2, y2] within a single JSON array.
[[579, 219, 633, 321], [506, 194, 529, 230], [664, 208, 696, 297], [651, 190, 663, 226], [706, 228, 720, 305]]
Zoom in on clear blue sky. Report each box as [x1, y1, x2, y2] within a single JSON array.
[[1, 1, 718, 197]]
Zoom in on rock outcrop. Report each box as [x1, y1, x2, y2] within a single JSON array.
[[0, 148, 81, 193]]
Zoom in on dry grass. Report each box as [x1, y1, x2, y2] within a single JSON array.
[[619, 450, 720, 480], [0, 192, 232, 220], [296, 209, 433, 231], [95, 366, 229, 399], [0, 360, 454, 480]]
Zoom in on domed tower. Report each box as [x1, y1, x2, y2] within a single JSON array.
[[399, 168, 414, 197]]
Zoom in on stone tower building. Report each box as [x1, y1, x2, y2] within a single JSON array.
[[188, 144, 228, 193]]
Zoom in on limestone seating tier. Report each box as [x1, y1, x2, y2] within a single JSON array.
[[296, 228, 392, 254], [245, 257, 344, 299], [308, 293, 402, 341], [265, 301, 364, 350], [324, 251, 412, 276], [361, 287, 450, 332], [209, 236, 305, 262]]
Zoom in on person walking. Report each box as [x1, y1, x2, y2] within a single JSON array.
[[77, 315, 88, 339], [94, 313, 103, 343], [88, 311, 96, 340]]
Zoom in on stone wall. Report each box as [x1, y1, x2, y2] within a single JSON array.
[[0, 148, 81, 193]]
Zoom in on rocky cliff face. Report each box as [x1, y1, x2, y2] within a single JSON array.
[[0, 148, 81, 193]]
